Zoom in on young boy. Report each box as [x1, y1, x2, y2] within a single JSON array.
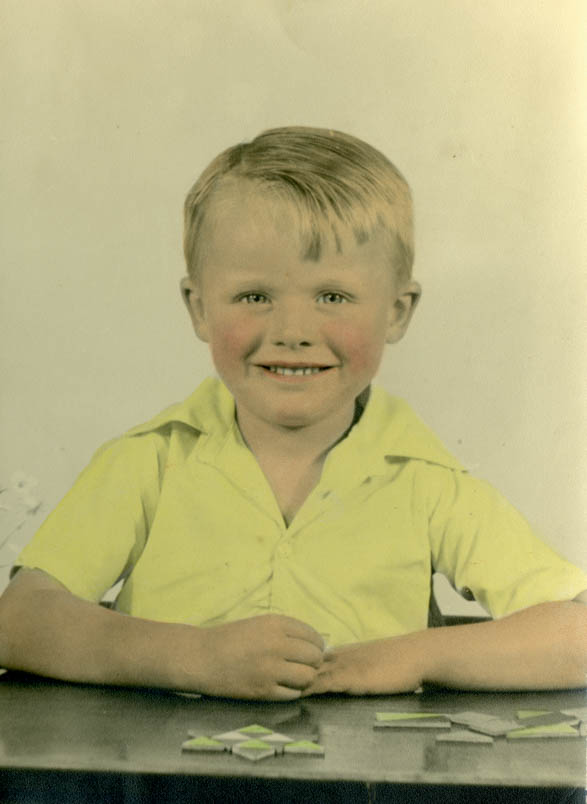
[[0, 127, 585, 700]]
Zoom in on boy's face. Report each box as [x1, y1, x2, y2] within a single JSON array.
[[182, 184, 420, 433]]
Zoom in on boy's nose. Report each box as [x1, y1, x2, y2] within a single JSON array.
[[269, 302, 314, 348]]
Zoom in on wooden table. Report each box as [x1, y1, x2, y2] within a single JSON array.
[[0, 671, 584, 802]]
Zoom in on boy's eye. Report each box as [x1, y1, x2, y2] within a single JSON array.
[[318, 292, 347, 304], [239, 293, 270, 304]]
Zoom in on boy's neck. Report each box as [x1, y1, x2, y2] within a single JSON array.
[[235, 391, 369, 526], [235, 398, 363, 466]]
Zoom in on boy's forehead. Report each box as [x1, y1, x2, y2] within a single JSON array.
[[207, 179, 300, 236], [203, 178, 380, 264]]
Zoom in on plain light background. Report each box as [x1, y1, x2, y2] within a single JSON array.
[[1, 1, 585, 614]]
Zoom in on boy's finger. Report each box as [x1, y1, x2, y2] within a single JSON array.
[[299, 673, 331, 696], [282, 618, 326, 649], [272, 685, 303, 701], [277, 661, 317, 691], [284, 638, 324, 668]]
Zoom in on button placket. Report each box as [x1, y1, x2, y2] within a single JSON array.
[[276, 541, 292, 559]]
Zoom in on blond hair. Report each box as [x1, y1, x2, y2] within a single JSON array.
[[183, 126, 414, 281]]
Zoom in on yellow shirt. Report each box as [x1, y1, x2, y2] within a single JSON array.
[[17, 378, 587, 646]]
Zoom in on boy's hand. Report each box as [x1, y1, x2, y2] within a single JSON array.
[[301, 634, 427, 696], [192, 614, 325, 701]]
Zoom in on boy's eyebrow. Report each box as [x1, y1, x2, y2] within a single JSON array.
[[307, 274, 363, 286], [228, 275, 364, 292], [224, 275, 277, 288]]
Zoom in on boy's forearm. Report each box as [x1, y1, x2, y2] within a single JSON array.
[[422, 600, 587, 690], [304, 600, 587, 696], [0, 581, 203, 691], [0, 572, 325, 700]]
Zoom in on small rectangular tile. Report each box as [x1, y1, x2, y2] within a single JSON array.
[[374, 719, 451, 729], [448, 711, 500, 727], [376, 712, 449, 721], [507, 723, 580, 740], [375, 712, 450, 729], [436, 729, 494, 744], [515, 711, 578, 728], [284, 740, 325, 756]]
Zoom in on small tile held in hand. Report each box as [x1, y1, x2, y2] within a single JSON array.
[[182, 736, 226, 753], [579, 723, 587, 737], [436, 729, 494, 744], [506, 723, 580, 740], [284, 740, 325, 756]]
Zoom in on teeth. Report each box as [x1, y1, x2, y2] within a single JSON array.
[[268, 366, 323, 376]]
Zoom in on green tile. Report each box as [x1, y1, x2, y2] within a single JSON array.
[[507, 723, 579, 739], [375, 712, 447, 721], [436, 730, 494, 744], [232, 743, 275, 761], [284, 740, 325, 755], [516, 709, 551, 719], [236, 739, 273, 750], [239, 724, 273, 735]]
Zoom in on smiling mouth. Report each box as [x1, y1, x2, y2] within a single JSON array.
[[261, 365, 332, 376]]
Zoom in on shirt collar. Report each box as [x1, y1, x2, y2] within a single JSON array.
[[316, 384, 464, 496], [124, 376, 233, 438], [125, 376, 464, 473]]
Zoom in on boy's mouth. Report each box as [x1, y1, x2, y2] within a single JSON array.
[[259, 364, 332, 377]]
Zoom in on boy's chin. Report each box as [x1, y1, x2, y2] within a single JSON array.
[[266, 410, 322, 430], [247, 399, 328, 430], [261, 399, 354, 432]]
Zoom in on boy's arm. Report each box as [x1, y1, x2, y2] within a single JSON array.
[[0, 569, 324, 701], [303, 596, 587, 695]]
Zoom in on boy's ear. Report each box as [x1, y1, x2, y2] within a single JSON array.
[[180, 277, 210, 342], [386, 280, 421, 344]]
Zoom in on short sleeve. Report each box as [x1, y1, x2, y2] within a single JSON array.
[[15, 432, 165, 602], [422, 465, 587, 618]]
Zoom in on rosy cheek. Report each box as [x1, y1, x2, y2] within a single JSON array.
[[209, 318, 258, 368], [325, 323, 384, 372]]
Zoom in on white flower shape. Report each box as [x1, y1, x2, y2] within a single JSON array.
[[7, 471, 41, 513], [0, 471, 43, 564]]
